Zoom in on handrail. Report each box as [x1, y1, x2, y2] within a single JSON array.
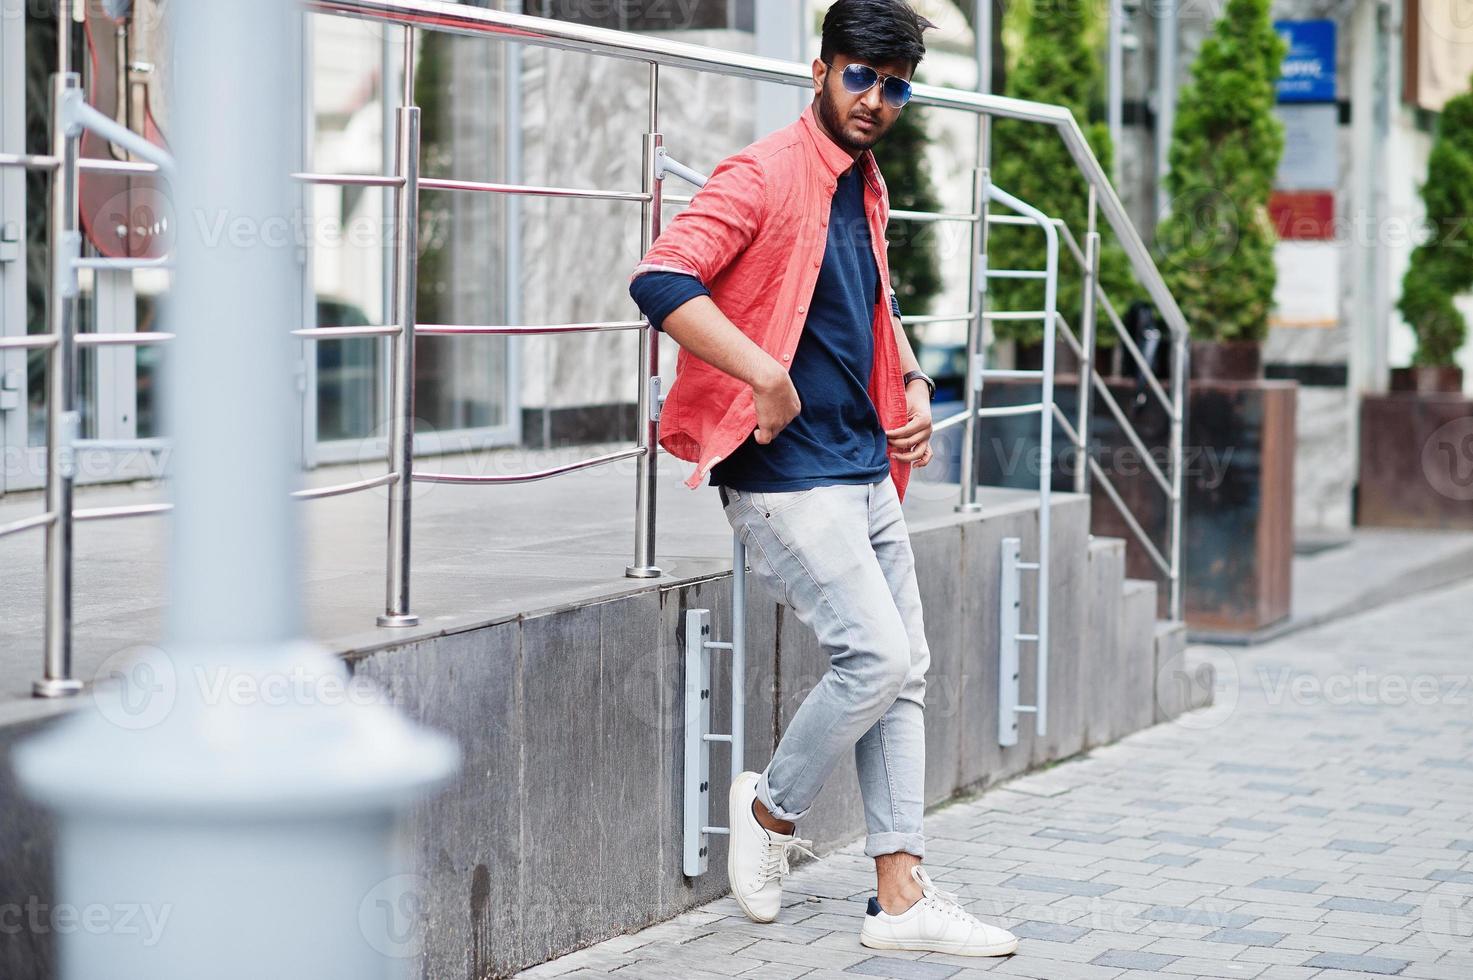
[[73, 503, 173, 522], [292, 473, 400, 500], [414, 445, 647, 486], [292, 171, 405, 188], [420, 174, 650, 203], [417, 320, 646, 336], [304, 1, 1189, 344], [74, 332, 176, 347], [0, 513, 58, 539], [292, 324, 402, 339]]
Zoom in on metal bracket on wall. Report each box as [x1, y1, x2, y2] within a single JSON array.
[[999, 535, 1047, 747], [682, 531, 747, 878]]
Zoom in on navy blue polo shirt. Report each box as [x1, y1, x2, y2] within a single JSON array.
[[630, 163, 895, 492]]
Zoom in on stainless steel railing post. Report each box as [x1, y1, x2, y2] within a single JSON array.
[[378, 97, 422, 627], [627, 62, 662, 579], [36, 71, 83, 699], [957, 163, 989, 514], [1074, 188, 1099, 496], [1168, 333, 1188, 621]]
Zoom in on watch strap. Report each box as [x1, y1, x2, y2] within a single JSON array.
[[903, 369, 935, 400]]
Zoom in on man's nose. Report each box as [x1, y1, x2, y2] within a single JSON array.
[[860, 83, 885, 113]]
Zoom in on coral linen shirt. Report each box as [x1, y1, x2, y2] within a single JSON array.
[[629, 102, 913, 503]]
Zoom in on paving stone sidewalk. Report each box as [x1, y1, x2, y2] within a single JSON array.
[[516, 578, 1473, 980]]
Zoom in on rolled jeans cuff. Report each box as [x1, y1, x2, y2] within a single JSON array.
[[756, 769, 811, 824], [864, 831, 925, 860]]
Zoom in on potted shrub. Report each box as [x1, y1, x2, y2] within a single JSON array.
[[1359, 83, 1473, 529], [1155, 0, 1287, 381], [1142, 0, 1297, 633], [1391, 84, 1472, 395]]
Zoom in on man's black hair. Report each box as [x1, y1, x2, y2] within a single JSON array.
[[820, 0, 937, 75]]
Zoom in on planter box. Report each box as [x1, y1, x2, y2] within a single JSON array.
[[974, 376, 1297, 633], [1358, 392, 1473, 529]]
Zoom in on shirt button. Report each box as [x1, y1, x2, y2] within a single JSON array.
[[782, 353, 791, 360], [797, 305, 806, 313]]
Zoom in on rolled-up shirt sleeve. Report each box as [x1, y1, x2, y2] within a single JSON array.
[[629, 151, 767, 285], [629, 271, 712, 333]]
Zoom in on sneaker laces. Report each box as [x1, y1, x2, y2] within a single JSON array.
[[756, 834, 817, 884], [913, 867, 975, 924]]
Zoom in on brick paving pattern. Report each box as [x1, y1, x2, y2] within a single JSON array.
[[516, 579, 1473, 979]]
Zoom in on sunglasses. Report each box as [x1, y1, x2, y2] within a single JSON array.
[[827, 61, 913, 109]]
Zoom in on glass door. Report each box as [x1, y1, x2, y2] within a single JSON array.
[[303, 12, 518, 468]]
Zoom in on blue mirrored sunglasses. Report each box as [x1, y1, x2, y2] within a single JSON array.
[[829, 61, 913, 109]]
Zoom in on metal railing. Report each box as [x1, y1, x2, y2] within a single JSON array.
[[5, 0, 1187, 696]]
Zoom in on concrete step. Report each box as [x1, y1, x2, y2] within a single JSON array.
[[1112, 578, 1160, 743], [1079, 535, 1125, 752], [1153, 617, 1214, 723]]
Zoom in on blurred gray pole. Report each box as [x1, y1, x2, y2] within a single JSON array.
[[1155, 0, 1178, 223], [16, 3, 457, 977], [975, 0, 991, 96], [1107, 0, 1124, 185]]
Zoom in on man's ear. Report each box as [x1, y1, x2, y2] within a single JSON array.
[[812, 57, 826, 94]]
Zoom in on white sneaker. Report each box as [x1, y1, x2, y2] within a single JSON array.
[[860, 866, 1019, 956], [726, 771, 816, 923]]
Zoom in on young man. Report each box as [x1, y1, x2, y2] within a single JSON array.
[[628, 0, 1018, 958]]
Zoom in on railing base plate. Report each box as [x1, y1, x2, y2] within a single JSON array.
[[33, 678, 84, 698], [624, 564, 663, 579], [376, 613, 421, 628]]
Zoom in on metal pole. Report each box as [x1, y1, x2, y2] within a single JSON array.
[[957, 164, 988, 514], [1168, 334, 1187, 621], [730, 534, 745, 783], [974, 0, 991, 96], [36, 69, 82, 698], [17, 3, 457, 974], [378, 95, 422, 626], [627, 62, 662, 578], [1106, 0, 1124, 186], [1155, 0, 1178, 224], [1074, 189, 1099, 496], [1037, 217, 1058, 740], [504, 0, 525, 447]]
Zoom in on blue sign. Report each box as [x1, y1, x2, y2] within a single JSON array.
[[1276, 20, 1336, 103]]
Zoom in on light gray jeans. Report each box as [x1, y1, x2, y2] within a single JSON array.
[[719, 477, 930, 859]]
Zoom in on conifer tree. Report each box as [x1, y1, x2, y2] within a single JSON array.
[[1397, 83, 1473, 366], [987, 0, 1134, 349], [1155, 0, 1286, 342]]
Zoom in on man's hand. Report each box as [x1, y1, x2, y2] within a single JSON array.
[[885, 380, 934, 467], [752, 360, 801, 445]]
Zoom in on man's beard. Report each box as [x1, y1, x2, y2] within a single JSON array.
[[816, 81, 887, 154]]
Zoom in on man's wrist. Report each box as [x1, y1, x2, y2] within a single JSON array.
[[752, 356, 789, 394], [903, 370, 935, 400]]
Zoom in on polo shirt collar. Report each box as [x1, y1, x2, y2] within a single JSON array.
[[799, 102, 882, 195]]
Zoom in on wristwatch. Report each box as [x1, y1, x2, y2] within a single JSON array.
[[903, 369, 935, 400]]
